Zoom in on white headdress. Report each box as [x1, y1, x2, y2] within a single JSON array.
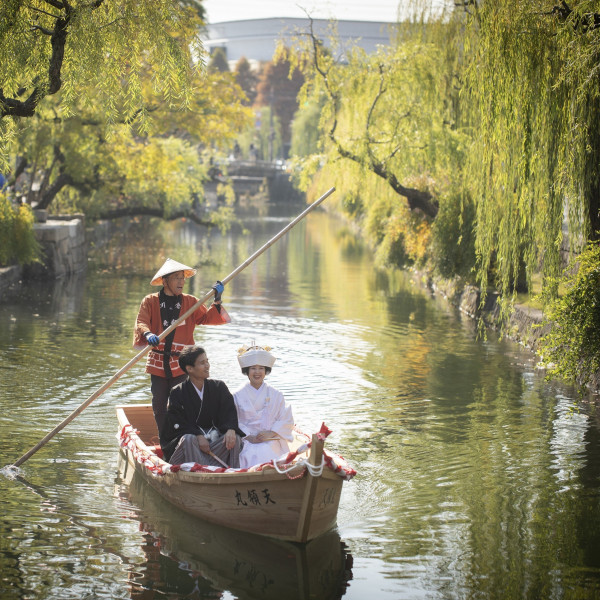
[[150, 258, 197, 286], [237, 343, 276, 369]]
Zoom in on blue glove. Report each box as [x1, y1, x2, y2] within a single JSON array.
[[212, 280, 224, 303], [145, 333, 160, 346]]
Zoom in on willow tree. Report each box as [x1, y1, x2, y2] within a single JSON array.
[[458, 0, 600, 387], [287, 13, 470, 269], [0, 0, 205, 162], [463, 0, 600, 297], [286, 4, 600, 387]]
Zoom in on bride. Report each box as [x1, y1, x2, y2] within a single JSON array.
[[234, 344, 294, 469]]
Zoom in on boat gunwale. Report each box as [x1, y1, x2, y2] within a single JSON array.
[[116, 404, 339, 484]]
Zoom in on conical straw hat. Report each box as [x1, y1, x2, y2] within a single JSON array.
[[150, 258, 197, 286]]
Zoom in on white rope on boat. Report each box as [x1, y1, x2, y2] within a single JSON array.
[[305, 457, 325, 476], [272, 455, 325, 477]]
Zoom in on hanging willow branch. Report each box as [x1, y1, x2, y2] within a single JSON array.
[[0, 0, 200, 127], [305, 18, 438, 219], [1, 1, 79, 118]]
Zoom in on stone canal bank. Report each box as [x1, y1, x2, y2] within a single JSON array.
[[0, 213, 86, 296], [418, 270, 600, 395]]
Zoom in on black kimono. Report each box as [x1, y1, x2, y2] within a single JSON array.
[[160, 378, 245, 462]]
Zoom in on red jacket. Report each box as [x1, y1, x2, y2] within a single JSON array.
[[133, 292, 229, 377]]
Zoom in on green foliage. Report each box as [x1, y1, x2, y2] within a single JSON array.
[[72, 133, 206, 218], [208, 47, 230, 73], [295, 159, 365, 218], [3, 67, 252, 219], [256, 106, 282, 161], [285, 2, 600, 388], [290, 97, 324, 157], [291, 4, 600, 282], [431, 188, 476, 279], [0, 0, 253, 229], [462, 0, 600, 311], [464, 2, 564, 302], [12, 203, 40, 264], [298, 158, 432, 268], [236, 105, 282, 161], [368, 193, 432, 268], [539, 243, 600, 389], [0, 0, 205, 145], [289, 16, 467, 267], [0, 195, 39, 266], [208, 204, 236, 235], [234, 57, 259, 106], [0, 195, 14, 265]]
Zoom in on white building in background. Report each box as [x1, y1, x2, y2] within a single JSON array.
[[203, 17, 398, 67]]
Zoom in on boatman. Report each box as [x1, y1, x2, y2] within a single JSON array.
[[133, 258, 230, 435], [160, 345, 245, 467]]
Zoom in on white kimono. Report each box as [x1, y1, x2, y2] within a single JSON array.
[[234, 382, 294, 469]]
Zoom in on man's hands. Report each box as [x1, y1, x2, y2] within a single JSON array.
[[198, 429, 237, 451], [224, 429, 237, 450], [196, 434, 211, 453], [145, 332, 160, 346], [212, 280, 224, 303]]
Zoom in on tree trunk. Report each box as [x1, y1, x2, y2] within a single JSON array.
[[335, 143, 439, 219], [37, 172, 74, 210], [97, 206, 212, 226]]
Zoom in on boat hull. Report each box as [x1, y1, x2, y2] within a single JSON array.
[[117, 404, 344, 542], [117, 456, 352, 600]]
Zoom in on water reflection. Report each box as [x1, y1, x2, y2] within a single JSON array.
[[1, 203, 600, 599], [1, 270, 87, 351], [116, 455, 353, 600]]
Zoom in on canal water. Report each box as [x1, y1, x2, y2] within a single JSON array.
[[1, 200, 599, 600]]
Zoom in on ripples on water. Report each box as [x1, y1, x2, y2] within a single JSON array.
[[1, 209, 600, 599]]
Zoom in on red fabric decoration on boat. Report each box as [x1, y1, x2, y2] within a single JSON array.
[[190, 464, 227, 473], [282, 451, 297, 464], [317, 423, 332, 440], [149, 445, 163, 458], [118, 421, 356, 479]]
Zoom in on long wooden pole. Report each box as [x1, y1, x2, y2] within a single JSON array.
[[9, 187, 336, 469]]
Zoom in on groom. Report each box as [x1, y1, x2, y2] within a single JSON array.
[[160, 345, 245, 467]]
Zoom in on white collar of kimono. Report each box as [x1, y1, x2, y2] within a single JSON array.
[[248, 382, 266, 393], [192, 381, 204, 399]]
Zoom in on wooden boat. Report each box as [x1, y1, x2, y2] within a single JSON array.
[[116, 404, 355, 543], [116, 455, 353, 600]]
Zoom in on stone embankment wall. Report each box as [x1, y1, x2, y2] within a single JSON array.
[[0, 213, 86, 297], [429, 276, 548, 352], [0, 264, 22, 294], [421, 271, 599, 395]]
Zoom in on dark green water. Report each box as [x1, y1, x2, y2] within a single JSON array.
[[1, 202, 599, 599]]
